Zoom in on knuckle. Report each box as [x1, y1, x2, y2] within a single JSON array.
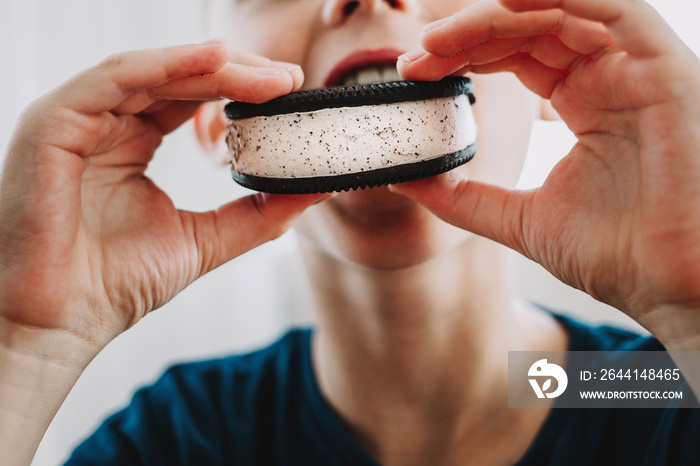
[[553, 12, 568, 36], [511, 53, 530, 73], [250, 194, 290, 240], [99, 52, 125, 71], [452, 177, 475, 221], [523, 36, 537, 54]]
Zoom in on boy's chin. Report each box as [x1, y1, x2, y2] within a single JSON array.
[[294, 186, 473, 270]]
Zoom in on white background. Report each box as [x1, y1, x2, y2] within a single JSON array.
[[0, 1, 698, 464]]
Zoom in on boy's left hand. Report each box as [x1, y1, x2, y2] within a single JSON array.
[[394, 0, 700, 348]]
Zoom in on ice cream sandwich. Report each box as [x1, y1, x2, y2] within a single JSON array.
[[225, 77, 476, 194]]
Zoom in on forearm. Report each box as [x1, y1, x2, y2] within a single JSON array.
[[0, 323, 92, 466]]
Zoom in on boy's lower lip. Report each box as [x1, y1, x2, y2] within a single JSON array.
[[332, 186, 416, 211], [323, 48, 406, 87]]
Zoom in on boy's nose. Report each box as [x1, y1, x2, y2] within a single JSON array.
[[322, 0, 404, 27]]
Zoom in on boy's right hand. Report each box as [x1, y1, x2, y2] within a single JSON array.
[[394, 0, 700, 391], [0, 39, 325, 365]]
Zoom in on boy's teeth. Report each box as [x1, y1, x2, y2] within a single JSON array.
[[381, 67, 402, 82], [356, 68, 382, 85], [342, 66, 404, 86]]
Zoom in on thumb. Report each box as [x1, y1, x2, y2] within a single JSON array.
[[183, 192, 331, 277], [389, 172, 534, 257]]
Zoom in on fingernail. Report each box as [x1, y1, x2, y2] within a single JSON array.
[[199, 37, 223, 47], [252, 66, 285, 76], [423, 16, 451, 33], [269, 61, 301, 72], [398, 49, 427, 65]]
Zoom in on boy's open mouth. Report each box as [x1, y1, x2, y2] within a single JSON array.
[[323, 48, 405, 87]]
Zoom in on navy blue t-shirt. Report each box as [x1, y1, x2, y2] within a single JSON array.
[[65, 314, 700, 465]]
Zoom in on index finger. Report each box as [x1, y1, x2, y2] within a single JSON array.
[[421, 0, 612, 58], [108, 48, 303, 115], [500, 0, 682, 58], [147, 62, 299, 104], [52, 39, 232, 114]]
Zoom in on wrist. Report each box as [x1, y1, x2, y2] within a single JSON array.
[[0, 314, 102, 369], [642, 302, 700, 351], [0, 321, 93, 465], [642, 303, 700, 400]]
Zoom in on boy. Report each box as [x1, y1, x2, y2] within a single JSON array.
[[2, 0, 700, 464]]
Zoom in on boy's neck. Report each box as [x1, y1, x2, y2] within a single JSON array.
[[299, 235, 568, 465]]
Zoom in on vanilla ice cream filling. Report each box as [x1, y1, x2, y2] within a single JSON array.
[[227, 94, 476, 179]]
